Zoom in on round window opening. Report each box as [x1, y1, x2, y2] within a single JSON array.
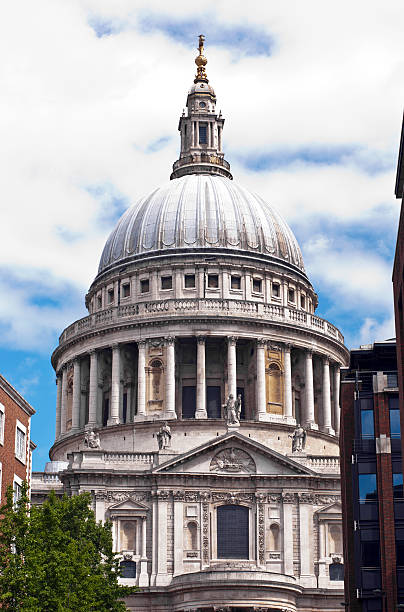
[[199, 101, 206, 108]]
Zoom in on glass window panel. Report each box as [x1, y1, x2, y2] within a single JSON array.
[[208, 274, 219, 288], [359, 397, 373, 410], [361, 410, 375, 438], [120, 560, 136, 578], [393, 473, 404, 499], [217, 505, 249, 559], [397, 542, 404, 566], [199, 124, 207, 144], [231, 276, 241, 290], [140, 279, 149, 293], [184, 274, 195, 288], [389, 395, 399, 410], [390, 409, 401, 438], [387, 373, 398, 388], [359, 473, 378, 502], [253, 279, 262, 293], [272, 283, 280, 297], [361, 541, 380, 567], [161, 276, 172, 290], [329, 562, 344, 581]]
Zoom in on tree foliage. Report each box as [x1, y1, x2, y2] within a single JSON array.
[[0, 485, 136, 611]]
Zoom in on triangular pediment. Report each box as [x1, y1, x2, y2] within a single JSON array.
[[316, 502, 342, 517], [153, 431, 315, 476], [107, 498, 149, 515]]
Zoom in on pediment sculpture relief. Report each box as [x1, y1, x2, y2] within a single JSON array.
[[210, 447, 256, 473]]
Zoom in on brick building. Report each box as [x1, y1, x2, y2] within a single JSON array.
[[340, 340, 404, 611], [0, 373, 35, 504]]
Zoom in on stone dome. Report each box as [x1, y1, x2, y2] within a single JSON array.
[[98, 174, 305, 275]]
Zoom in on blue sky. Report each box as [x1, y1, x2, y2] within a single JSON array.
[[1, 0, 404, 470]]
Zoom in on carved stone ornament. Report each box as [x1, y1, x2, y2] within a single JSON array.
[[104, 491, 148, 503], [123, 552, 133, 561], [255, 492, 266, 503], [258, 502, 265, 564], [210, 448, 256, 473], [268, 493, 281, 503], [282, 492, 295, 504], [299, 492, 316, 504], [84, 430, 100, 449], [185, 491, 199, 502], [165, 336, 175, 346], [202, 502, 209, 563], [173, 490, 185, 501], [156, 490, 170, 500], [316, 495, 341, 505], [200, 491, 211, 502], [212, 491, 254, 504]]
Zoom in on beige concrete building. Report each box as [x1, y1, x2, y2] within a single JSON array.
[[32, 36, 349, 611]]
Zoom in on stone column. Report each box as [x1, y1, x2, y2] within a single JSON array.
[[322, 357, 334, 435], [155, 491, 169, 586], [109, 344, 121, 425], [137, 341, 146, 417], [256, 339, 267, 420], [55, 374, 62, 440], [227, 337, 237, 400], [60, 365, 68, 435], [71, 358, 81, 431], [173, 491, 184, 576], [196, 337, 207, 419], [165, 337, 177, 418], [298, 493, 316, 588], [304, 350, 317, 429], [283, 344, 293, 420], [333, 365, 341, 435], [139, 516, 149, 586], [282, 494, 294, 576], [88, 350, 98, 427]]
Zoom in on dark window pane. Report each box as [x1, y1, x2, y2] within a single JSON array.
[[393, 473, 403, 499], [301, 295, 305, 308], [199, 124, 207, 144], [140, 279, 149, 293], [361, 410, 375, 438], [389, 395, 399, 409], [397, 542, 404, 566], [253, 279, 262, 293], [359, 397, 373, 410], [208, 274, 219, 288], [161, 276, 172, 290], [361, 541, 380, 567], [108, 289, 114, 303], [387, 373, 398, 388], [185, 274, 195, 288], [288, 289, 295, 302], [120, 560, 136, 578], [390, 409, 401, 437], [217, 505, 249, 559], [359, 473, 378, 501], [329, 562, 344, 581], [123, 393, 127, 424], [231, 276, 241, 290], [272, 283, 280, 297], [182, 386, 196, 419], [122, 283, 130, 298], [207, 386, 221, 418]]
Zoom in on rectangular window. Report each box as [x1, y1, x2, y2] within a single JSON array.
[[0, 403, 4, 445], [359, 473, 378, 502], [199, 124, 207, 144], [97, 295, 102, 309], [361, 410, 375, 438], [231, 276, 241, 290], [140, 279, 149, 293], [13, 475, 23, 506], [15, 426, 26, 462], [390, 408, 401, 438], [107, 288, 114, 303], [387, 373, 398, 388], [253, 278, 262, 293], [272, 283, 280, 297], [184, 274, 195, 289], [300, 295, 305, 309], [361, 541, 380, 567], [208, 274, 219, 288], [393, 473, 403, 499], [122, 283, 130, 298], [161, 276, 172, 290], [288, 288, 295, 302]]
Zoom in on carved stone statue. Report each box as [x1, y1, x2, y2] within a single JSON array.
[[289, 424, 306, 452], [84, 430, 100, 449], [157, 422, 171, 450], [222, 394, 239, 425], [234, 393, 242, 421]]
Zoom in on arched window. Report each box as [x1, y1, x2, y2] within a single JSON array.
[[186, 521, 198, 550], [120, 560, 136, 579], [329, 561, 344, 581], [217, 505, 249, 559], [329, 525, 342, 555], [120, 521, 136, 551], [269, 523, 280, 551]]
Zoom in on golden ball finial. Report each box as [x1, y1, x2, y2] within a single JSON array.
[[194, 34, 208, 81]]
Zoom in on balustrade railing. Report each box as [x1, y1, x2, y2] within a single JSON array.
[[59, 298, 344, 345]]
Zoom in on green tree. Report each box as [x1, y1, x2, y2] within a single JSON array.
[[0, 485, 137, 611]]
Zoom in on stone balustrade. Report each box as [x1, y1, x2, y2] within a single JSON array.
[[104, 452, 156, 464], [59, 299, 344, 346]]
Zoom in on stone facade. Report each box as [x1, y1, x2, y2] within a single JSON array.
[[32, 36, 349, 611]]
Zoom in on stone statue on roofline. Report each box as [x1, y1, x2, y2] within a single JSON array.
[[84, 430, 100, 449], [222, 394, 240, 426], [289, 424, 306, 453], [157, 422, 171, 449]]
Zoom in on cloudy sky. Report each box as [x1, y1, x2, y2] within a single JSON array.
[[1, 0, 404, 469]]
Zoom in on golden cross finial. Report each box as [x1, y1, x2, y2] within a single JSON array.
[[195, 34, 208, 82]]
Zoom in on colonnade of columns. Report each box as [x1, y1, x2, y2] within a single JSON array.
[[55, 337, 341, 440]]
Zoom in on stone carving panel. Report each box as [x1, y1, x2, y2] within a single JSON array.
[[210, 448, 256, 473]]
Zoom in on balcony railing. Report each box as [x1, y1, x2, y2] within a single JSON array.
[[59, 298, 345, 346]]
